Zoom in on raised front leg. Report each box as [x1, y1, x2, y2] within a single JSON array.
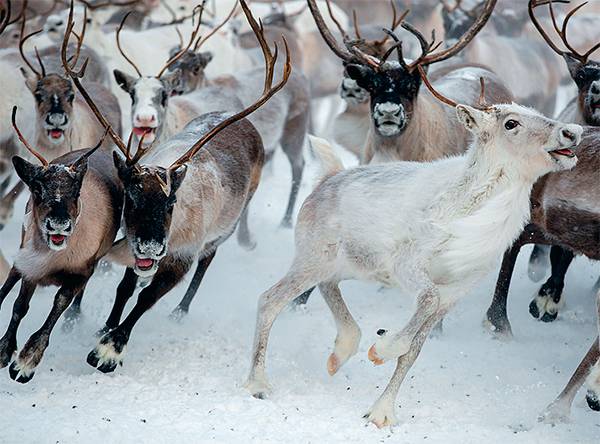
[[88, 256, 192, 374], [9, 279, 85, 383], [319, 282, 361, 375], [368, 285, 440, 365], [0, 267, 22, 309], [0, 278, 35, 368], [364, 309, 445, 428], [529, 246, 574, 323], [169, 251, 217, 322], [99, 267, 138, 335]]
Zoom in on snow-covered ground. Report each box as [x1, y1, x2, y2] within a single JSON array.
[[0, 145, 599, 443]]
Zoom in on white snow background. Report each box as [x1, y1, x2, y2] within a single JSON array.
[[0, 129, 599, 443]]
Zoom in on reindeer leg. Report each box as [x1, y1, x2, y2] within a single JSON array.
[[319, 281, 361, 375], [0, 267, 21, 309], [245, 269, 322, 399], [0, 278, 35, 368], [61, 288, 85, 333], [364, 309, 445, 428], [368, 284, 440, 365], [99, 267, 139, 336], [169, 251, 217, 322], [9, 279, 86, 383], [237, 205, 257, 251], [280, 114, 307, 228], [529, 246, 574, 323], [88, 256, 192, 374], [528, 245, 551, 282], [539, 336, 600, 423], [585, 292, 600, 411]]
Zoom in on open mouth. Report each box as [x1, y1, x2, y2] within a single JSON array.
[[133, 127, 156, 138], [48, 233, 67, 247], [135, 257, 156, 271], [47, 129, 64, 140], [549, 148, 576, 158]]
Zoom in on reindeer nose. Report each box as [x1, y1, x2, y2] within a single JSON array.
[[135, 114, 156, 125], [560, 124, 583, 146]]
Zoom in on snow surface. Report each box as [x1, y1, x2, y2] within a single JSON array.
[[0, 145, 599, 443]]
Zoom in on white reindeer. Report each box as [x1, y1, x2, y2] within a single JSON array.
[[245, 80, 583, 427]]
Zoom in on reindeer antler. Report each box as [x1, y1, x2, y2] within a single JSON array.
[[157, 1, 205, 77], [116, 11, 143, 77], [529, 0, 600, 64], [170, 0, 291, 168], [193, 0, 238, 51], [12, 107, 49, 167], [18, 15, 45, 79], [418, 65, 490, 110]]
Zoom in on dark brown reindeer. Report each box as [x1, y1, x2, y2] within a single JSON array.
[[485, 0, 600, 332], [67, 0, 290, 373], [0, 107, 122, 383], [308, 0, 511, 164]]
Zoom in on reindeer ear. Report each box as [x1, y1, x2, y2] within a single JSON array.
[[113, 151, 132, 184], [168, 164, 187, 195], [20, 67, 38, 92], [563, 54, 585, 82], [345, 64, 375, 91], [113, 69, 136, 93], [162, 69, 183, 95], [69, 154, 90, 181], [198, 51, 213, 68], [12, 156, 42, 187], [456, 105, 489, 133]]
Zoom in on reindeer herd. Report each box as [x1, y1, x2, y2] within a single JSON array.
[[0, 0, 598, 432]]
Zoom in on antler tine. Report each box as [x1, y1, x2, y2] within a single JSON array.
[[33, 47, 46, 77], [0, 0, 11, 35], [324, 0, 349, 41], [560, 1, 592, 60], [128, 131, 152, 165], [528, 0, 569, 56], [157, 1, 205, 77], [193, 0, 238, 51], [18, 16, 44, 79], [62, 0, 129, 157], [352, 9, 361, 40], [170, 0, 292, 169], [372, 1, 410, 47], [70, 127, 109, 170], [12, 106, 49, 167], [412, 0, 496, 68], [116, 11, 142, 77], [477, 76, 488, 108], [308, 0, 356, 63], [401, 21, 436, 70], [65, 4, 88, 72], [380, 28, 409, 69]]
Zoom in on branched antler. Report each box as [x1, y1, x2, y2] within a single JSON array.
[[116, 10, 142, 77], [529, 0, 600, 64], [18, 14, 45, 79], [418, 65, 490, 110], [193, 0, 238, 51], [12, 106, 49, 167]]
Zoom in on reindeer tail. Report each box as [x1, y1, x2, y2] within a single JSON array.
[[308, 135, 344, 185]]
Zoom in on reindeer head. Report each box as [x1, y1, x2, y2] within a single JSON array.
[[529, 0, 600, 126], [166, 48, 213, 95], [22, 72, 75, 145], [309, 0, 498, 138], [10, 107, 103, 251], [113, 153, 187, 276]]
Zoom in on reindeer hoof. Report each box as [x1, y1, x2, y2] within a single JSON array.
[[0, 338, 16, 368], [587, 390, 600, 411], [327, 353, 340, 376], [169, 307, 188, 323], [368, 345, 384, 365], [529, 299, 540, 319], [8, 360, 35, 383], [540, 311, 558, 323]]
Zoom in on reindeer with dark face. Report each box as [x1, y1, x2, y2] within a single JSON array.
[[0, 107, 124, 383], [309, 0, 511, 165], [66, 0, 289, 373]]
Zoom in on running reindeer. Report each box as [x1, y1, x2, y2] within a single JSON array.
[[245, 28, 584, 432], [151, 2, 310, 227], [65, 0, 291, 373], [308, 0, 512, 164], [485, 0, 600, 332]]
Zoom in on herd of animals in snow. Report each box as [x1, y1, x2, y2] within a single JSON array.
[[0, 0, 599, 435]]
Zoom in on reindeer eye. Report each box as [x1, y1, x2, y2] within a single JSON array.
[[504, 120, 519, 130], [161, 91, 168, 106]]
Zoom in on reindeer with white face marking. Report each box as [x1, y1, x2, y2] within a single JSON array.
[[65, 0, 290, 373], [245, 60, 583, 427], [309, 0, 512, 165]]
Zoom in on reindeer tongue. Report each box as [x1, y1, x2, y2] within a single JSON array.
[[133, 127, 152, 137], [49, 129, 63, 139], [50, 234, 65, 244], [136, 258, 154, 269], [552, 148, 575, 158]]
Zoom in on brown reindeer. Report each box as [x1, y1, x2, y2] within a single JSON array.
[[308, 0, 512, 165], [64, 0, 291, 373], [485, 0, 600, 332]]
